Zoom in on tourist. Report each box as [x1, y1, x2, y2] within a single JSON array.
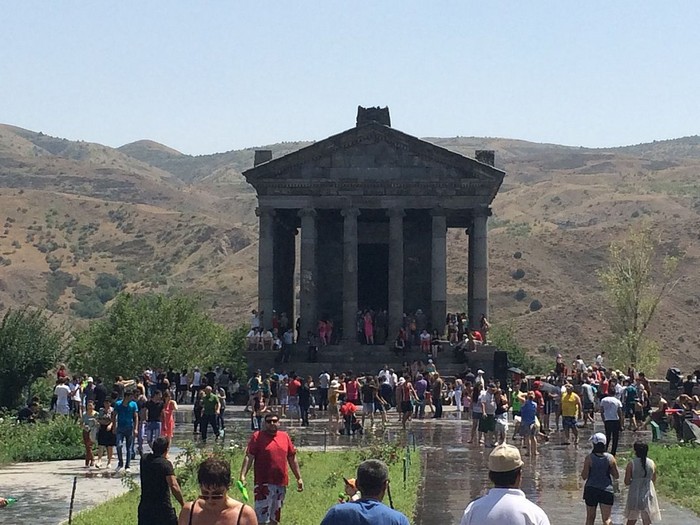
[[468, 384, 483, 444], [278, 377, 289, 418], [581, 378, 596, 427], [345, 375, 359, 405], [363, 310, 374, 345], [460, 444, 550, 524], [193, 389, 204, 435], [360, 375, 379, 428], [581, 433, 619, 525], [398, 377, 417, 430], [200, 386, 220, 443], [494, 387, 509, 445], [454, 378, 464, 418], [622, 379, 639, 431], [176, 369, 189, 404], [518, 391, 539, 457], [139, 437, 184, 525], [328, 378, 341, 426], [190, 367, 202, 404], [376, 376, 392, 427], [287, 374, 301, 425], [431, 372, 445, 419], [251, 391, 267, 431], [561, 383, 583, 446], [239, 413, 303, 524], [69, 375, 83, 418], [180, 457, 256, 525], [318, 370, 330, 411], [135, 384, 149, 456], [113, 389, 138, 474], [95, 397, 116, 469], [81, 400, 99, 468], [600, 384, 624, 456], [54, 377, 71, 416], [282, 328, 294, 362], [479, 384, 498, 447], [624, 442, 661, 524], [320, 459, 410, 525], [298, 377, 311, 427], [161, 389, 177, 446]]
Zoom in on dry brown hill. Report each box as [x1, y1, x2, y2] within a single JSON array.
[[1, 123, 699, 375]]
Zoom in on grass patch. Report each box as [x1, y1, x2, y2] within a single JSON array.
[[72, 442, 421, 525], [647, 443, 700, 516], [0, 416, 83, 463]]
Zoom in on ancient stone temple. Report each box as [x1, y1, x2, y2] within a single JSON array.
[[243, 107, 504, 343]]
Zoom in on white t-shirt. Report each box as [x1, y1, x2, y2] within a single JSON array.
[[575, 359, 586, 372], [461, 488, 551, 525], [600, 396, 623, 421], [479, 391, 497, 415], [192, 371, 201, 387], [54, 384, 71, 414], [318, 373, 330, 389], [70, 382, 81, 402]]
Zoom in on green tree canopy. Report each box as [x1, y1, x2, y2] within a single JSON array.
[[0, 308, 70, 409], [598, 225, 680, 373], [70, 293, 246, 381]]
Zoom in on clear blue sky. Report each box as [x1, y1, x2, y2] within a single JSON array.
[[2, 2, 699, 155]]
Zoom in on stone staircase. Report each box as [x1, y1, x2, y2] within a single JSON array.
[[245, 342, 500, 379]]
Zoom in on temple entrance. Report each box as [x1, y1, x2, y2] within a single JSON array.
[[358, 243, 389, 311]]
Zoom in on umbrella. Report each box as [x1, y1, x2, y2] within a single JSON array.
[[539, 382, 561, 395]]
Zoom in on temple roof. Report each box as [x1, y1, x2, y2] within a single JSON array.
[[243, 120, 505, 202]]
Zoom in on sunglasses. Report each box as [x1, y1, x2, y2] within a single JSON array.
[[266, 419, 280, 424]]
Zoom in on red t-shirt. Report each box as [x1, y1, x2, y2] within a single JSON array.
[[288, 379, 301, 396], [246, 430, 296, 486], [346, 380, 359, 401], [533, 389, 544, 409], [339, 403, 357, 417]]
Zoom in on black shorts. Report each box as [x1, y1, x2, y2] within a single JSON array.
[[583, 486, 614, 507], [400, 401, 413, 414]]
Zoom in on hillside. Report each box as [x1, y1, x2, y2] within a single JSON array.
[[1, 123, 699, 375]]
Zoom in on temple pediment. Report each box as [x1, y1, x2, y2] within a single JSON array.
[[244, 122, 504, 200]]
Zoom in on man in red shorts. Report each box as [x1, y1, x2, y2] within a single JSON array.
[[239, 413, 303, 524]]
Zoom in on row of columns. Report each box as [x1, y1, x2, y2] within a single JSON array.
[[257, 206, 490, 341]]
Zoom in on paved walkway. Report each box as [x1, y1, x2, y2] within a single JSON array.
[[1, 406, 698, 524]]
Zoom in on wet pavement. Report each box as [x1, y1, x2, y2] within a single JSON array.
[[1, 406, 698, 524]]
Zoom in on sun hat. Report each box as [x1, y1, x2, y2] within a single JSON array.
[[330, 380, 340, 388], [397, 377, 406, 385], [590, 432, 607, 445], [87, 377, 94, 382], [488, 444, 524, 472], [477, 369, 485, 374]]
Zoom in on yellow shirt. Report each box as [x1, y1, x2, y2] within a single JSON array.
[[561, 391, 580, 417]]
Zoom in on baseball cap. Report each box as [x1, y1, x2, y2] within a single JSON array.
[[488, 444, 524, 472], [477, 369, 485, 374], [590, 432, 607, 445]]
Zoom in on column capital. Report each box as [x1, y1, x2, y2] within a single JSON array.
[[430, 207, 447, 217], [255, 207, 276, 218], [473, 206, 492, 218], [341, 208, 361, 218], [298, 207, 317, 219], [386, 208, 405, 218]]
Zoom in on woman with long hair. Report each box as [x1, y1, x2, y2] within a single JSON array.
[[581, 433, 619, 525], [624, 441, 661, 525], [467, 383, 483, 444], [161, 389, 178, 446]]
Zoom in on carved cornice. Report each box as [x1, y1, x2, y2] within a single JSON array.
[[340, 208, 361, 218]]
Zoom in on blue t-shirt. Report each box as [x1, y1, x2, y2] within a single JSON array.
[[520, 400, 537, 426], [114, 399, 138, 429], [320, 499, 410, 525]]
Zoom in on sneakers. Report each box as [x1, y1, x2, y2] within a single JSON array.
[[124, 468, 131, 475], [94, 462, 101, 470], [106, 462, 112, 469], [115, 465, 122, 473]]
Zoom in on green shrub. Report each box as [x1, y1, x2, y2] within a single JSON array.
[[0, 417, 83, 464]]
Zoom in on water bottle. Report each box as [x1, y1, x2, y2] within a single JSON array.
[[4, 497, 17, 507]]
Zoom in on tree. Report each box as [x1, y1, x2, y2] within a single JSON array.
[[0, 308, 70, 409], [70, 293, 246, 381], [597, 225, 680, 373]]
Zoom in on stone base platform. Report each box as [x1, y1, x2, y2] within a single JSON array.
[[245, 342, 500, 380]]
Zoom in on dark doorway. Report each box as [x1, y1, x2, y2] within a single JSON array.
[[358, 243, 389, 311]]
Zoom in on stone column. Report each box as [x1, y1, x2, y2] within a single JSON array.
[[298, 208, 317, 341], [387, 208, 405, 341], [471, 207, 490, 329], [431, 208, 447, 334], [467, 224, 475, 329], [341, 208, 360, 343], [256, 207, 275, 329]]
